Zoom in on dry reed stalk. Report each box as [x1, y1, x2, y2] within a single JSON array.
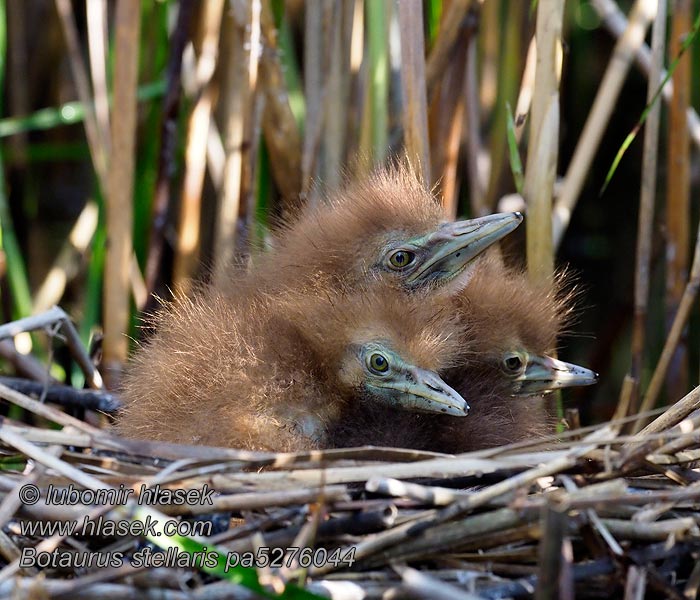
[[424, 0, 477, 95], [321, 0, 353, 190], [103, 0, 141, 388], [259, 0, 302, 209], [396, 0, 430, 185], [635, 226, 700, 431], [591, 0, 700, 151], [552, 0, 657, 249], [396, 566, 485, 600], [484, 1, 524, 211], [213, 1, 259, 284], [514, 37, 537, 144], [301, 0, 333, 203], [524, 0, 563, 283], [428, 20, 468, 217], [428, 5, 476, 213], [664, 0, 692, 401], [173, 0, 225, 291], [85, 0, 110, 161], [463, 20, 486, 216], [625, 0, 666, 419], [536, 501, 568, 600]]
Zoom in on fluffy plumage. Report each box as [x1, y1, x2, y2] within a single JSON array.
[[319, 254, 590, 452], [220, 166, 520, 298], [117, 281, 468, 451]]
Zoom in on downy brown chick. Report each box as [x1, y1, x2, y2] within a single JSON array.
[[116, 280, 468, 452], [320, 254, 597, 452], [225, 166, 522, 297]]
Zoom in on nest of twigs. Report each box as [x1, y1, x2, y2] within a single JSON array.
[[0, 376, 698, 600]]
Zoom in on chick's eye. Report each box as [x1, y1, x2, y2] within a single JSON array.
[[503, 354, 524, 373], [368, 353, 389, 374], [389, 250, 416, 269]]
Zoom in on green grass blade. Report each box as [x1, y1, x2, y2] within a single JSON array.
[[0, 80, 166, 139], [601, 8, 700, 195]]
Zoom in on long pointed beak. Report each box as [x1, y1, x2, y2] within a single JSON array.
[[514, 354, 598, 396], [405, 212, 523, 288], [375, 367, 469, 416]]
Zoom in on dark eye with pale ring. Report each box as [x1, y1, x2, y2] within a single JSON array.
[[503, 353, 524, 374], [368, 353, 390, 374], [388, 250, 416, 269]]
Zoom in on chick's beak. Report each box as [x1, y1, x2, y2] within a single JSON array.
[[373, 367, 469, 416], [514, 354, 598, 395], [405, 212, 523, 288]]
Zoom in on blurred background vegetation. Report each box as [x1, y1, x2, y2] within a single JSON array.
[[0, 0, 698, 429]]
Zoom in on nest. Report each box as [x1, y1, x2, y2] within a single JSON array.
[[0, 378, 698, 600]]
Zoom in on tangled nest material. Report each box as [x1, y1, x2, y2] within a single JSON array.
[[0, 377, 698, 599]]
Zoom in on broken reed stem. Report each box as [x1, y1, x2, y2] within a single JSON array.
[[396, 0, 430, 186], [553, 0, 656, 249], [103, 0, 140, 388], [626, 0, 666, 418], [173, 0, 225, 291], [635, 230, 700, 432], [663, 0, 692, 401], [524, 0, 563, 283]]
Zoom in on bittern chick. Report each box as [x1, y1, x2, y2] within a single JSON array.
[[116, 280, 469, 452], [225, 166, 522, 297], [327, 255, 597, 452]]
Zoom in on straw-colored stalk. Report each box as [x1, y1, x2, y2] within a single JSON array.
[[173, 0, 225, 292], [301, 0, 333, 202], [624, 0, 666, 420], [664, 0, 692, 400], [320, 0, 353, 191], [463, 24, 486, 216], [85, 0, 110, 162], [524, 0, 563, 283], [103, 0, 140, 388], [213, 0, 260, 284], [424, 0, 475, 95], [396, 0, 430, 186], [552, 0, 657, 249], [429, 44, 466, 218]]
